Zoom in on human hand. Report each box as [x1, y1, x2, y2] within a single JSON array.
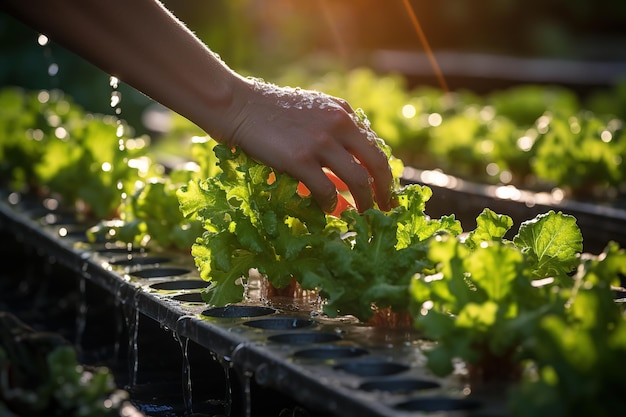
[[221, 78, 395, 213]]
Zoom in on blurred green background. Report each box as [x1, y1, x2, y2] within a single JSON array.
[[2, 0, 625, 133]]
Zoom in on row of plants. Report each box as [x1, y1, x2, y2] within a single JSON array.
[[173, 131, 626, 416], [1, 84, 625, 415]]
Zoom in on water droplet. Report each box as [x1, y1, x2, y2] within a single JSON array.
[[37, 33, 49, 46], [48, 63, 59, 77], [8, 192, 20, 205], [110, 91, 122, 108]]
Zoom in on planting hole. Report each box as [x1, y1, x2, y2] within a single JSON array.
[[58, 226, 104, 243], [150, 280, 207, 291], [268, 332, 341, 345], [131, 268, 190, 279], [244, 317, 314, 330], [172, 292, 205, 303], [41, 212, 79, 225], [334, 361, 409, 377], [111, 256, 170, 267], [359, 378, 440, 393], [394, 397, 481, 412], [202, 305, 276, 318], [96, 246, 148, 256], [293, 346, 368, 360]]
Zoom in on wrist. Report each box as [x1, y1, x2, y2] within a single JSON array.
[[201, 73, 255, 145]]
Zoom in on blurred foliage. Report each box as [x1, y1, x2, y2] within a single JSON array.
[[275, 67, 626, 198], [0, 87, 150, 218]]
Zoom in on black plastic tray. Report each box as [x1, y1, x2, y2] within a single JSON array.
[[0, 191, 511, 417]]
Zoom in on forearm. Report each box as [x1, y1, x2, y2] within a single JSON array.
[[2, 0, 396, 212], [1, 0, 247, 141]]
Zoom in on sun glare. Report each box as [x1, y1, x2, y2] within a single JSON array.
[[402, 0, 449, 93]]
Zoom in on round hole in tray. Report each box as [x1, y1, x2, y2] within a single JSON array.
[[57, 226, 88, 239], [334, 360, 409, 377], [394, 397, 481, 412], [293, 346, 369, 360], [359, 378, 441, 393], [267, 332, 341, 345], [131, 268, 190, 279], [41, 212, 79, 225], [57, 225, 106, 243], [150, 280, 207, 291], [244, 317, 314, 330], [96, 246, 148, 256], [111, 256, 170, 267], [172, 292, 205, 303], [202, 305, 276, 319]]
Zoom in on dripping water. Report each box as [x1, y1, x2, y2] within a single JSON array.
[[122, 295, 140, 388], [222, 362, 232, 417], [110, 76, 126, 155], [74, 274, 87, 355], [176, 334, 193, 416], [174, 316, 195, 416], [238, 370, 253, 417], [206, 352, 233, 417], [113, 296, 124, 361], [37, 33, 59, 88]]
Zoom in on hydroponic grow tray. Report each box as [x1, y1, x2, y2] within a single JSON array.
[[0, 191, 509, 417]]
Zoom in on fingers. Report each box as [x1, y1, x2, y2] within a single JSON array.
[[293, 162, 338, 213], [288, 107, 394, 213], [319, 148, 375, 212], [344, 132, 395, 212], [228, 83, 395, 213], [330, 109, 395, 212], [295, 129, 394, 213]]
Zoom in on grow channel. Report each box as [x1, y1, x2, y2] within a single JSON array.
[[0, 193, 513, 417]]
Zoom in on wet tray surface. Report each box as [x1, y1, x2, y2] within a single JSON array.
[[0, 194, 509, 417]]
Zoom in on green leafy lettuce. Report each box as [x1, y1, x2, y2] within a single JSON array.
[[410, 209, 583, 377], [177, 141, 460, 320]]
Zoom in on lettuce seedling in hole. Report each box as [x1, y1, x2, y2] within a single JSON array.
[[299, 184, 462, 322], [177, 136, 460, 321], [178, 143, 331, 306], [410, 209, 584, 379], [509, 241, 626, 417], [88, 136, 217, 250]]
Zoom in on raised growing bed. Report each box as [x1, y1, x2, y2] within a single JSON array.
[[0, 192, 512, 417]]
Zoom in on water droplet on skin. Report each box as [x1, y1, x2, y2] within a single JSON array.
[[250, 78, 342, 113]]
